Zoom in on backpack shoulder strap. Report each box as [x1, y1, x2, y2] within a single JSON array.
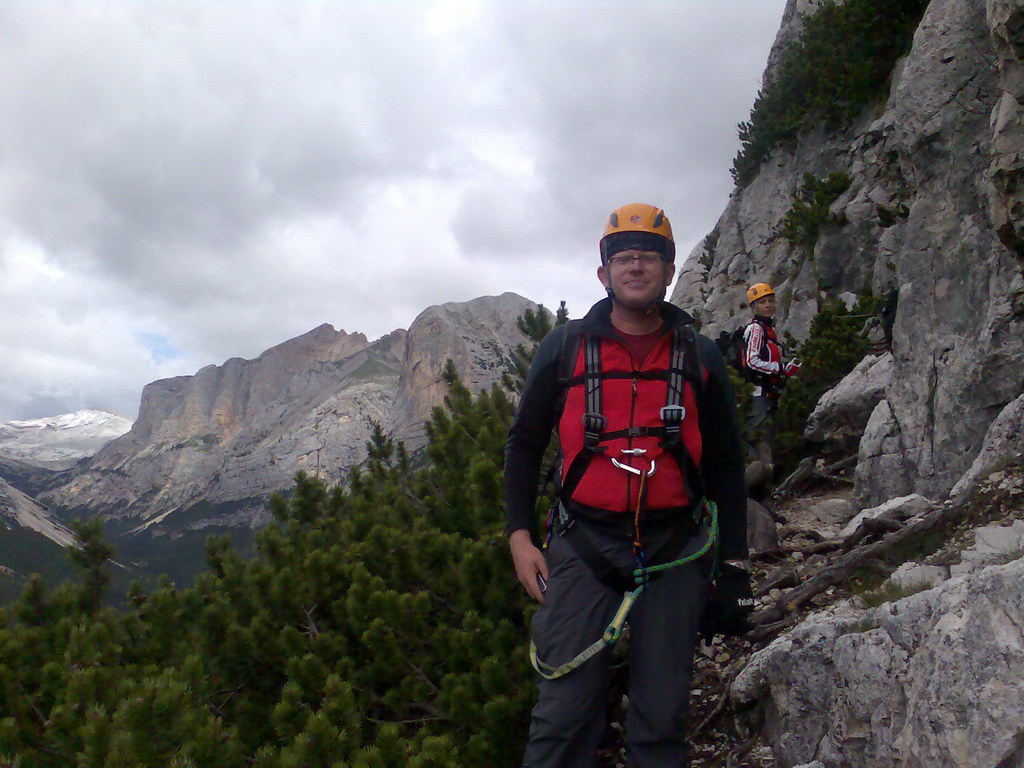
[[556, 320, 584, 386], [664, 325, 704, 404], [581, 334, 604, 447], [553, 320, 585, 422], [662, 325, 707, 502]]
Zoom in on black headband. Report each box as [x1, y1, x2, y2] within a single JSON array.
[[599, 231, 675, 263]]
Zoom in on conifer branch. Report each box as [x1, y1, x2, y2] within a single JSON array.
[[303, 603, 320, 639]]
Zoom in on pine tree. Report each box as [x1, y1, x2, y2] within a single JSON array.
[[0, 305, 568, 766], [67, 518, 113, 614]]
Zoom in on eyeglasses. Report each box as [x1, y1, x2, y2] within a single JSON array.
[[606, 253, 663, 268]]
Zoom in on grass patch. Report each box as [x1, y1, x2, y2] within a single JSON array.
[[859, 578, 934, 608], [347, 354, 400, 384], [987, 545, 1024, 567], [887, 529, 950, 565], [844, 616, 882, 634], [846, 563, 889, 596]]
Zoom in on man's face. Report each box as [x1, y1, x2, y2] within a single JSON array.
[[598, 249, 675, 310], [753, 294, 776, 317]]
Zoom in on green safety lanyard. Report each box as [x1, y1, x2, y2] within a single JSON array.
[[529, 500, 719, 680]]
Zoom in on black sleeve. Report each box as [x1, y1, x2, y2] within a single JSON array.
[[695, 333, 748, 561], [503, 325, 568, 538]]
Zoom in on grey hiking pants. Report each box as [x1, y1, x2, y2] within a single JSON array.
[[746, 394, 774, 469], [522, 521, 712, 768]]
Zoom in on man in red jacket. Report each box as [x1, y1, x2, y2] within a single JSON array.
[[505, 204, 750, 768]]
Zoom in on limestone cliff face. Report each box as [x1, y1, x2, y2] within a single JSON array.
[[388, 292, 540, 444], [671, 0, 1024, 507], [41, 294, 533, 531]]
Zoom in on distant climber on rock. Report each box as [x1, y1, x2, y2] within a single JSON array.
[[504, 203, 751, 768], [742, 282, 800, 500]]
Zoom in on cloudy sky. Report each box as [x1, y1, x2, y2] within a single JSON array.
[[0, 0, 787, 422]]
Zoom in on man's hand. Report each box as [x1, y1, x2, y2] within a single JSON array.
[[700, 562, 754, 638], [509, 529, 548, 603], [784, 360, 801, 377]]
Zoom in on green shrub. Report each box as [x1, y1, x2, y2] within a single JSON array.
[[731, 0, 930, 186], [778, 172, 851, 253], [0, 362, 541, 767], [772, 294, 877, 477]]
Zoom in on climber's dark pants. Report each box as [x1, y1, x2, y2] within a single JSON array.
[[522, 521, 712, 768], [746, 394, 774, 469]]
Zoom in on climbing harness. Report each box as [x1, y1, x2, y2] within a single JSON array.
[[529, 321, 716, 680], [529, 499, 719, 680], [553, 322, 707, 514]]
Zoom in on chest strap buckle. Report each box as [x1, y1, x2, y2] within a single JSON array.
[[659, 404, 685, 424]]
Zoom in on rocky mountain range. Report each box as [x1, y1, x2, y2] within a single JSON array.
[[12, 293, 535, 540]]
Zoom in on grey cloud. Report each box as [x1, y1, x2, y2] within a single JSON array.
[[1, 3, 468, 281], [0, 0, 786, 422], [448, 2, 783, 263]]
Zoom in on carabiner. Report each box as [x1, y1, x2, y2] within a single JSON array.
[[610, 457, 656, 477]]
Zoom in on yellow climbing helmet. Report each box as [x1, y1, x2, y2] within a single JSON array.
[[600, 203, 675, 263], [746, 282, 775, 305]]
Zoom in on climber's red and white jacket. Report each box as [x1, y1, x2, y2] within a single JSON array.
[[742, 315, 785, 397]]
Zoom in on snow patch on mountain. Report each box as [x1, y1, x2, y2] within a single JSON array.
[[0, 410, 133, 469]]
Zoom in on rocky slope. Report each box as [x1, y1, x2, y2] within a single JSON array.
[[660, 1, 1024, 766], [719, 466, 1024, 768], [0, 410, 132, 470], [39, 293, 536, 534], [0, 478, 75, 549], [670, 0, 1024, 510]]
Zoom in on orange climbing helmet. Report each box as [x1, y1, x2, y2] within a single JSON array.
[[746, 282, 775, 305], [599, 203, 675, 263]]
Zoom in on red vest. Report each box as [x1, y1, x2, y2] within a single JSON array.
[[558, 333, 703, 514]]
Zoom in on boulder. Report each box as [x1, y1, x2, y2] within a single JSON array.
[[840, 493, 935, 539], [732, 557, 1024, 768], [950, 392, 1024, 502], [805, 353, 893, 453], [853, 400, 914, 507], [950, 519, 1024, 576], [747, 498, 780, 555], [887, 562, 949, 590], [805, 497, 856, 527]]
